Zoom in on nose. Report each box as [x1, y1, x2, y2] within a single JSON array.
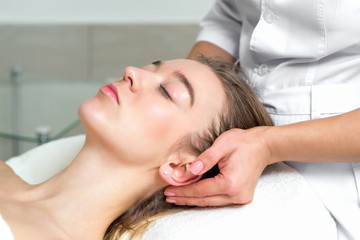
[[123, 66, 140, 92], [124, 66, 155, 93]]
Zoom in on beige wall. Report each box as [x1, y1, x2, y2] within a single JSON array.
[[0, 24, 199, 83], [0, 24, 199, 160]]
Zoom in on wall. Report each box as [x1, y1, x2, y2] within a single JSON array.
[[0, 24, 200, 83], [0, 0, 214, 24], [0, 1, 215, 160]]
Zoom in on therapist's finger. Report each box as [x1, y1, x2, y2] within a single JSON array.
[[165, 194, 234, 207], [189, 136, 231, 175], [165, 174, 226, 198]]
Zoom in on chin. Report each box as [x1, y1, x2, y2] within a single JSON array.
[[78, 97, 106, 136], [78, 98, 93, 123]]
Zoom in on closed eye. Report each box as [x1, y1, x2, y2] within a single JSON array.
[[160, 84, 171, 100]]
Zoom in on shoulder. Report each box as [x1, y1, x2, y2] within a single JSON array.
[[0, 162, 71, 240], [0, 160, 12, 171], [1, 202, 71, 240], [0, 160, 17, 176], [0, 161, 30, 198]]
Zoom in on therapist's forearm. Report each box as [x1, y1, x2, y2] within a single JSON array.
[[267, 108, 360, 164], [187, 41, 236, 64]]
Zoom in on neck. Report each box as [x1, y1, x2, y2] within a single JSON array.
[[27, 140, 165, 240]]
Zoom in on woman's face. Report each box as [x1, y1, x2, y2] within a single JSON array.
[[79, 59, 226, 167]]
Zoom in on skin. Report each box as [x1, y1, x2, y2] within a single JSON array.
[[164, 41, 360, 207], [0, 59, 226, 240]]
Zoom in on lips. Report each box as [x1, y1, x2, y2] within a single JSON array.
[[100, 83, 119, 104]]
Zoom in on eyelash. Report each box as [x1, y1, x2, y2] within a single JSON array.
[[160, 84, 171, 100]]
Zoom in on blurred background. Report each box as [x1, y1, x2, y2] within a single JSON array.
[[0, 0, 215, 160]]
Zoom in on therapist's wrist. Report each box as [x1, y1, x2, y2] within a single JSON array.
[[263, 125, 284, 165]]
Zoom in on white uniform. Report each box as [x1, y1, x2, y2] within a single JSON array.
[[197, 0, 360, 239]]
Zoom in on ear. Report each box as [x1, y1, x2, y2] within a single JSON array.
[[159, 152, 202, 186]]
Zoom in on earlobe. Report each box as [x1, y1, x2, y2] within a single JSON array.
[[160, 161, 202, 186]]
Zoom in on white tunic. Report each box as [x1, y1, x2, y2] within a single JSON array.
[[197, 0, 360, 239]]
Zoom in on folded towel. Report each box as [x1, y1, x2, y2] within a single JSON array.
[[6, 135, 337, 240], [140, 162, 337, 240], [6, 135, 85, 184]]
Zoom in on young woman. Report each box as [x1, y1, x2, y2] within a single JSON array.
[[0, 56, 273, 240]]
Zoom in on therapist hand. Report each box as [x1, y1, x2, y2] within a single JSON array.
[[164, 127, 274, 207]]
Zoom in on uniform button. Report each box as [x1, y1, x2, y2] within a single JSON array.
[[263, 10, 274, 24], [258, 64, 269, 76]]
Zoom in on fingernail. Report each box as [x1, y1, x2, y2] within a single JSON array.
[[164, 191, 176, 197], [166, 198, 176, 204], [190, 160, 203, 175]]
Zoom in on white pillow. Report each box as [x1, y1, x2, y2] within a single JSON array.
[[141, 163, 337, 240], [6, 135, 337, 240], [6, 135, 85, 184]]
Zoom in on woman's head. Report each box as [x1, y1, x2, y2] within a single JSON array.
[[103, 56, 273, 239], [79, 57, 230, 186]]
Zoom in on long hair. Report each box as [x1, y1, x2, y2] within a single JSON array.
[[103, 56, 274, 240]]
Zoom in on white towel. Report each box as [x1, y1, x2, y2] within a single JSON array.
[[140, 163, 337, 240], [0, 214, 14, 240], [6, 135, 85, 184], [6, 135, 337, 240]]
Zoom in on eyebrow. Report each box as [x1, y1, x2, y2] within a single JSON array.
[[151, 60, 195, 107]]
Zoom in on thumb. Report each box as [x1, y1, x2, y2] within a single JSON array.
[[190, 147, 221, 175]]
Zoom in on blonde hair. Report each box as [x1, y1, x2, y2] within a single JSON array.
[[104, 56, 273, 240]]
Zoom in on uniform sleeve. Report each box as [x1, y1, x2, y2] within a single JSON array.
[[196, 0, 243, 58]]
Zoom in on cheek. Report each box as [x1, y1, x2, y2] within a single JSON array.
[[114, 101, 186, 165], [140, 103, 180, 140]]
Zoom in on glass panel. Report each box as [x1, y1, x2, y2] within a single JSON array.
[[0, 77, 104, 159]]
